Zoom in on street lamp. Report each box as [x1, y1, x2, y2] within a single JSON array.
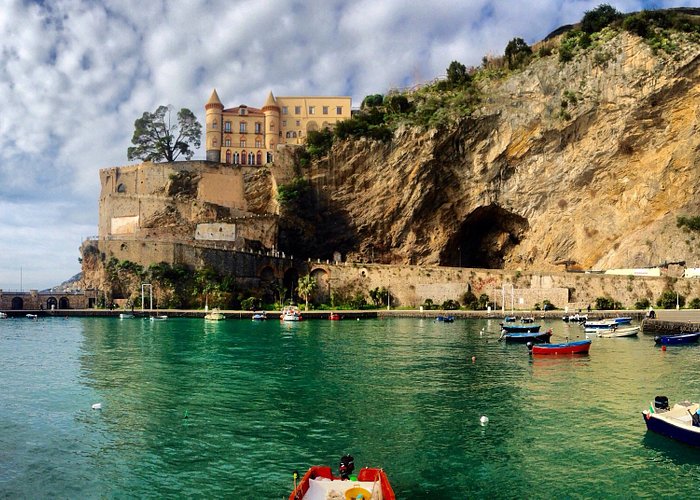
[[676, 291, 680, 310]]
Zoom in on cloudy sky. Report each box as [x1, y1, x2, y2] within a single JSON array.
[[0, 0, 692, 290]]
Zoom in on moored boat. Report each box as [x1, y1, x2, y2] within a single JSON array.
[[503, 316, 517, 322], [290, 455, 395, 500], [613, 316, 632, 325], [119, 313, 134, 319], [527, 339, 591, 355], [501, 328, 552, 343], [596, 326, 640, 338], [642, 396, 700, 447], [329, 312, 341, 321], [0, 312, 7, 319], [436, 315, 454, 323], [149, 315, 168, 321], [583, 319, 618, 330], [204, 308, 225, 321], [654, 332, 700, 345], [252, 311, 267, 320], [562, 313, 587, 322], [281, 305, 302, 321], [501, 323, 541, 333]]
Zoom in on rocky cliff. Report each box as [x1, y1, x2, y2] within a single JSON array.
[[303, 30, 700, 273]]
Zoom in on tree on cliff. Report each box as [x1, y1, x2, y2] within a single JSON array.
[[127, 105, 202, 162]]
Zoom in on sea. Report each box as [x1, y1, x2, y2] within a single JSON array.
[[1, 316, 699, 498]]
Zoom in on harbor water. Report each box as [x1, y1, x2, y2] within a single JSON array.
[[1, 316, 699, 498]]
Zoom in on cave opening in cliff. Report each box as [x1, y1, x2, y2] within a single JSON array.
[[442, 204, 528, 269]]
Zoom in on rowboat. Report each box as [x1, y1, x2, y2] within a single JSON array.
[[654, 332, 700, 345], [501, 323, 541, 333], [501, 329, 552, 343], [290, 455, 395, 500], [583, 319, 618, 330], [527, 339, 591, 355], [642, 396, 700, 447], [613, 316, 632, 325], [596, 326, 640, 338]]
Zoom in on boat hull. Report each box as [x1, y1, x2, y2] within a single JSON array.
[[501, 324, 541, 333], [597, 326, 640, 338], [529, 339, 591, 355], [290, 465, 395, 500], [643, 411, 700, 447], [503, 331, 552, 343], [654, 332, 700, 345]]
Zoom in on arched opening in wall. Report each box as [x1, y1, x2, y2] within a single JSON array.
[[11, 297, 23, 310], [259, 266, 277, 303], [310, 268, 329, 304], [306, 121, 318, 133], [47, 297, 58, 310], [59, 297, 70, 309], [283, 268, 300, 304], [117, 183, 126, 193], [441, 204, 529, 269]]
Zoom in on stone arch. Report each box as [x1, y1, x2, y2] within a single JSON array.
[[116, 183, 126, 193], [47, 297, 58, 310], [306, 121, 319, 133], [11, 297, 23, 310], [441, 204, 529, 268], [59, 297, 70, 309], [310, 267, 330, 303], [283, 268, 300, 304]]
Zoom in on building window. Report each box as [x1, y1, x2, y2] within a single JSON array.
[[224, 121, 231, 132], [309, 106, 315, 114], [270, 122, 275, 131], [240, 122, 247, 133], [225, 150, 231, 163], [225, 139, 231, 147], [267, 152, 273, 163], [241, 151, 247, 165], [239, 108, 246, 115], [240, 139, 246, 148], [282, 120, 287, 127], [212, 120, 218, 129], [282, 106, 288, 115], [255, 122, 261, 134], [212, 138, 218, 146], [336, 106, 343, 115], [234, 152, 240, 164], [255, 139, 262, 148], [256, 152, 262, 165], [294, 105, 301, 114], [295, 120, 301, 126], [248, 152, 255, 164], [323, 106, 329, 115]]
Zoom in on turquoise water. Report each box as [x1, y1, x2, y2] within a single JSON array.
[[1, 316, 699, 498]]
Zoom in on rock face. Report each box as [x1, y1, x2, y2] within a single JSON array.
[[308, 31, 700, 272]]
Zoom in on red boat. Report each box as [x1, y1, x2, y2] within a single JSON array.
[[329, 312, 341, 321], [290, 455, 395, 500], [527, 339, 591, 355]]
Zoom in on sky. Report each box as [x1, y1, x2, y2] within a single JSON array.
[[0, 0, 694, 290]]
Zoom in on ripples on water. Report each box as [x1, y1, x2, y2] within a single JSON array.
[[1, 316, 700, 498]]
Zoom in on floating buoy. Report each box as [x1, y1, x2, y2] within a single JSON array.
[[91, 403, 102, 410], [480, 415, 489, 425], [471, 356, 476, 363], [662, 345, 667, 351], [357, 318, 360, 321]]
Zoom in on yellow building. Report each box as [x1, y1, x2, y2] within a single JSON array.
[[205, 89, 352, 164]]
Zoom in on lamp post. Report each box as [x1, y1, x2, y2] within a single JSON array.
[[676, 291, 680, 310]]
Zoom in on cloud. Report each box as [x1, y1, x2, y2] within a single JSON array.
[[0, 0, 694, 288]]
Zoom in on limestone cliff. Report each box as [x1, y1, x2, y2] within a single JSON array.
[[304, 30, 700, 272]]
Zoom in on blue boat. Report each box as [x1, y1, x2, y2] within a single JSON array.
[[613, 316, 632, 325], [501, 329, 552, 343], [503, 316, 517, 323], [436, 315, 455, 323], [654, 332, 700, 345], [501, 323, 541, 333], [642, 396, 700, 447]]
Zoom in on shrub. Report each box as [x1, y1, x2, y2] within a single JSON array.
[[634, 297, 651, 309], [306, 129, 334, 158], [657, 290, 685, 309], [441, 299, 460, 310], [688, 298, 700, 309], [422, 298, 435, 310], [581, 4, 623, 34], [446, 60, 470, 86], [677, 215, 700, 232], [505, 38, 532, 69], [385, 94, 412, 114], [595, 296, 621, 310], [361, 94, 384, 109]]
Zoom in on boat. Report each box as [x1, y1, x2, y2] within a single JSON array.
[[642, 396, 700, 447], [289, 455, 395, 500], [0, 312, 7, 319], [204, 308, 225, 321], [520, 316, 535, 323], [119, 313, 134, 319], [26, 314, 38, 319], [500, 328, 552, 343], [329, 312, 341, 321], [613, 316, 632, 325], [583, 319, 618, 330], [435, 315, 454, 323], [596, 326, 640, 338], [562, 313, 587, 323], [654, 332, 700, 345], [503, 316, 517, 323], [252, 311, 267, 320], [527, 339, 591, 355], [149, 315, 168, 321], [501, 323, 541, 333], [280, 305, 302, 321]]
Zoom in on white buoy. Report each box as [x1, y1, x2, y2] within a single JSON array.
[[91, 403, 102, 410], [480, 415, 489, 426]]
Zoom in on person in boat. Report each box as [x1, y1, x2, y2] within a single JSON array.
[[338, 455, 355, 480], [693, 409, 700, 427]]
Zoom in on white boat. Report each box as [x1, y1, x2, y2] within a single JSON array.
[[252, 311, 267, 320], [280, 305, 302, 321], [119, 313, 134, 319], [26, 314, 38, 319], [204, 308, 225, 321], [0, 312, 7, 319], [583, 319, 618, 332], [597, 325, 640, 338], [149, 315, 168, 321]]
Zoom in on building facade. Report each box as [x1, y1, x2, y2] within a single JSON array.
[[205, 89, 352, 164]]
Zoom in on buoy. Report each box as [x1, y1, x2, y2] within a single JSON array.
[[471, 356, 476, 363], [662, 345, 667, 351], [357, 318, 360, 321], [91, 403, 102, 410], [480, 415, 489, 425]]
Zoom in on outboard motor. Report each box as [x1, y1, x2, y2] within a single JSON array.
[[654, 395, 669, 412], [339, 454, 355, 480]]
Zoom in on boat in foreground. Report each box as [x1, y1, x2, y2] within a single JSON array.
[[281, 305, 303, 321], [290, 455, 395, 500], [527, 339, 591, 355], [654, 332, 700, 345], [642, 396, 700, 447], [204, 308, 225, 321], [596, 326, 640, 338], [501, 328, 552, 343]]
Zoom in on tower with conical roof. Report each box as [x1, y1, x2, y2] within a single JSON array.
[[205, 89, 224, 162], [261, 91, 280, 155]]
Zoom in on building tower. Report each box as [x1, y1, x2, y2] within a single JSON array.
[[205, 89, 224, 162], [261, 91, 280, 160]]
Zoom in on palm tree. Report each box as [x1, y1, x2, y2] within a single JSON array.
[[296, 275, 317, 311]]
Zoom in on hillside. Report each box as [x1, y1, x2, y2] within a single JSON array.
[[287, 14, 700, 273]]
